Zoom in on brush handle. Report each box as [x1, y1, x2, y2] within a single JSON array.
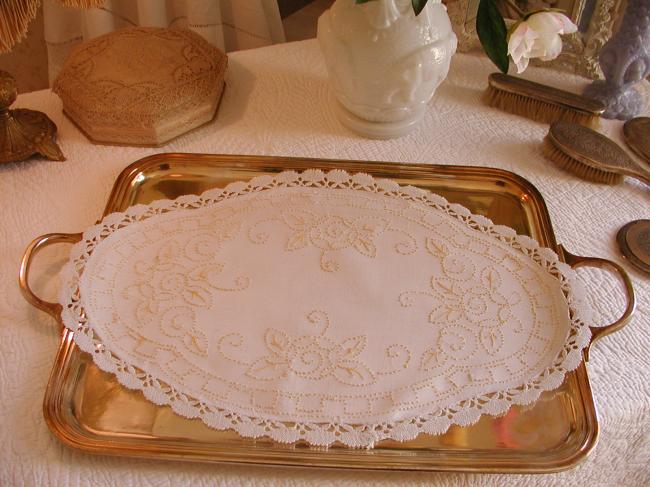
[[621, 166, 650, 186]]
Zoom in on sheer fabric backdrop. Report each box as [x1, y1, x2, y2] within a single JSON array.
[[43, 0, 285, 83]]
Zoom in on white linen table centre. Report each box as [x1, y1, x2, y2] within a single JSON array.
[[61, 170, 590, 447]]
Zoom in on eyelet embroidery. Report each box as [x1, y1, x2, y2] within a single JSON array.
[[401, 234, 526, 369], [119, 221, 251, 358], [249, 208, 417, 272], [245, 311, 376, 386], [217, 311, 414, 386]]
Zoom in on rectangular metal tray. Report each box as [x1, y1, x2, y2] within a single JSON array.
[[41, 153, 600, 472]]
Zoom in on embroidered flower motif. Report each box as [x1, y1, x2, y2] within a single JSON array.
[[420, 325, 478, 371], [310, 215, 360, 251], [281, 210, 388, 272], [244, 312, 376, 386], [401, 266, 520, 325], [123, 223, 250, 357], [127, 227, 250, 307], [401, 239, 524, 368], [426, 279, 489, 325], [249, 203, 417, 271], [131, 306, 209, 358]]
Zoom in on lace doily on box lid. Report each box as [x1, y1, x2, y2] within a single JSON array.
[[52, 27, 227, 146], [59, 169, 592, 448]]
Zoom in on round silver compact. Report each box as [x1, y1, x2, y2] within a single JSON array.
[[617, 219, 650, 275]]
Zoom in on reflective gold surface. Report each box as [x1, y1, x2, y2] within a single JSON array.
[[42, 153, 600, 471], [20, 233, 82, 317]]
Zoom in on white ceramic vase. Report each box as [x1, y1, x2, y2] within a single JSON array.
[[317, 0, 457, 138]]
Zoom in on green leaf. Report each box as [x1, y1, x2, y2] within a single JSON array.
[[476, 0, 509, 74], [412, 0, 428, 15]]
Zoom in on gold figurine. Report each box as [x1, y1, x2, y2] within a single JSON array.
[[0, 70, 65, 164]]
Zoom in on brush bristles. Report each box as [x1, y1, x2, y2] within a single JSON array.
[[542, 136, 623, 184], [483, 85, 599, 129]]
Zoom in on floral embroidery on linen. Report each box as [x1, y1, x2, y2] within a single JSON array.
[[400, 236, 524, 371], [217, 311, 378, 386], [249, 208, 417, 272], [123, 222, 250, 357], [218, 319, 414, 385], [375, 344, 412, 376]]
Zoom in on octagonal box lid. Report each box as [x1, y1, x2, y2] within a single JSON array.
[[53, 27, 227, 146]]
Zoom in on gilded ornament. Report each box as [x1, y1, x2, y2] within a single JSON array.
[[0, 70, 65, 164]]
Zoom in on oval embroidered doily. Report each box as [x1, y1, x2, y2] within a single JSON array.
[[59, 169, 591, 448]]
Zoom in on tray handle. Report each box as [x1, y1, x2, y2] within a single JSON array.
[[19, 233, 83, 320], [558, 244, 636, 362]]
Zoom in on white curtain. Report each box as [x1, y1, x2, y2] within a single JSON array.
[[43, 0, 285, 84]]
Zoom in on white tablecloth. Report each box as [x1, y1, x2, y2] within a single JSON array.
[[1, 39, 648, 486]]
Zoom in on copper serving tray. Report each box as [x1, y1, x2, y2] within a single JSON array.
[[19, 154, 635, 472]]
